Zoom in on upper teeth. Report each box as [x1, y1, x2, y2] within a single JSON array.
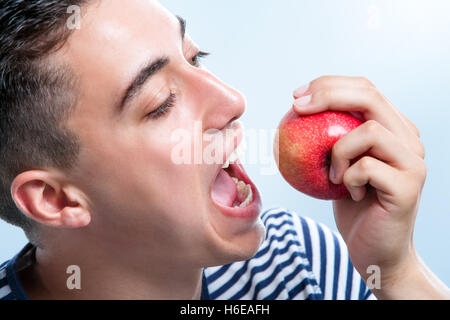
[[222, 160, 230, 169], [222, 139, 246, 169]]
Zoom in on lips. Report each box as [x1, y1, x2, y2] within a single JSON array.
[[210, 161, 262, 219]]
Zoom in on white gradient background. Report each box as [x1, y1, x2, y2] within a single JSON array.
[[1, 0, 449, 287]]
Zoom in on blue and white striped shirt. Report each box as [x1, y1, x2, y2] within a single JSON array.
[[0, 208, 375, 300]]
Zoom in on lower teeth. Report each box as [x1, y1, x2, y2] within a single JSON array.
[[231, 177, 253, 208]]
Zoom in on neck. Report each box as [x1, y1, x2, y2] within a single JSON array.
[[20, 239, 204, 300]]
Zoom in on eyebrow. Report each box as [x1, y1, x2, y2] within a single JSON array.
[[177, 15, 186, 41], [117, 16, 186, 114]]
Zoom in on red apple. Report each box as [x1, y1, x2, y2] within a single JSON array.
[[274, 110, 363, 200]]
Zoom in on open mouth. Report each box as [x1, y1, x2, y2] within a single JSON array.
[[209, 120, 261, 219], [210, 161, 262, 219]]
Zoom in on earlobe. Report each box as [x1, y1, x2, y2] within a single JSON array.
[[10, 170, 91, 229]]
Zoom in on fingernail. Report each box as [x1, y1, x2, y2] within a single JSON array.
[[294, 94, 312, 108], [350, 189, 358, 202], [329, 166, 336, 183], [349, 186, 365, 202], [294, 84, 310, 97]]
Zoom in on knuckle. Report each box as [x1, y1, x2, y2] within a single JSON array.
[[366, 86, 385, 103], [363, 119, 381, 135], [416, 140, 426, 159], [331, 139, 344, 160], [414, 125, 421, 137], [356, 76, 375, 88], [421, 162, 428, 182], [415, 126, 421, 138], [405, 158, 427, 189], [358, 156, 374, 172], [314, 88, 332, 102], [408, 120, 421, 138], [416, 160, 428, 182], [342, 168, 353, 186]]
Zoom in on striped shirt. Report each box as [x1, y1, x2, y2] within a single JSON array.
[[0, 208, 375, 300]]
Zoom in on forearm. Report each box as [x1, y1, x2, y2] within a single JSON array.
[[370, 252, 450, 300]]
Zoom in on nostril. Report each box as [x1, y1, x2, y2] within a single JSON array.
[[218, 116, 240, 132], [230, 116, 239, 123]]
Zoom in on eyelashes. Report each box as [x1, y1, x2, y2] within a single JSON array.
[[145, 50, 210, 120], [146, 92, 176, 120], [190, 51, 210, 67]]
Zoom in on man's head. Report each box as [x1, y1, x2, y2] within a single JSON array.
[[1, 0, 265, 268]]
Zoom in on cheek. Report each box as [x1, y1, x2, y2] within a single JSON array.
[[125, 130, 209, 213]]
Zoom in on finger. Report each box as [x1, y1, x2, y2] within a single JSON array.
[[402, 115, 421, 138], [330, 120, 419, 185], [293, 75, 375, 99], [293, 75, 425, 158], [293, 86, 422, 153], [342, 156, 400, 202], [294, 76, 419, 139]]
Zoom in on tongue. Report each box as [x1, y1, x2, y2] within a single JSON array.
[[211, 169, 237, 207]]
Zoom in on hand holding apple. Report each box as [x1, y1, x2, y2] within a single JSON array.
[[274, 76, 448, 299]]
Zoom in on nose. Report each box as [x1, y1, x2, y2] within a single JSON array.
[[183, 67, 246, 131]]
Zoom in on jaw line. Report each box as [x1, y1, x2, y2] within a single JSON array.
[[203, 206, 265, 264]]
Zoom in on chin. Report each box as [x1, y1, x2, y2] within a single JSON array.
[[203, 212, 266, 267]]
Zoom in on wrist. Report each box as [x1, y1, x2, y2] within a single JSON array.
[[374, 251, 419, 299], [370, 251, 450, 300]]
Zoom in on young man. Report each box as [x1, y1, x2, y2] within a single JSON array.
[[0, 0, 448, 300]]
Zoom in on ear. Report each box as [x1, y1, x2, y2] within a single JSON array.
[[10, 170, 91, 228]]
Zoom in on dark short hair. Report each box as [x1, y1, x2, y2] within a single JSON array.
[[0, 0, 89, 242]]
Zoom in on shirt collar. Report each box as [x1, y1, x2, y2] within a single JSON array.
[[5, 242, 34, 300]]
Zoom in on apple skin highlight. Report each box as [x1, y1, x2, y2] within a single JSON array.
[[274, 110, 363, 200]]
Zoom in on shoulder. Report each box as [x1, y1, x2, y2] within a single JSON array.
[[204, 207, 323, 300]]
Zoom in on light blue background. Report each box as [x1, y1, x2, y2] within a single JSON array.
[[1, 0, 449, 287]]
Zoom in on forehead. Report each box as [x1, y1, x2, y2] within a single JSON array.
[[60, 0, 180, 114]]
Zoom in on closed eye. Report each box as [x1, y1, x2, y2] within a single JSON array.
[[146, 92, 176, 120]]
